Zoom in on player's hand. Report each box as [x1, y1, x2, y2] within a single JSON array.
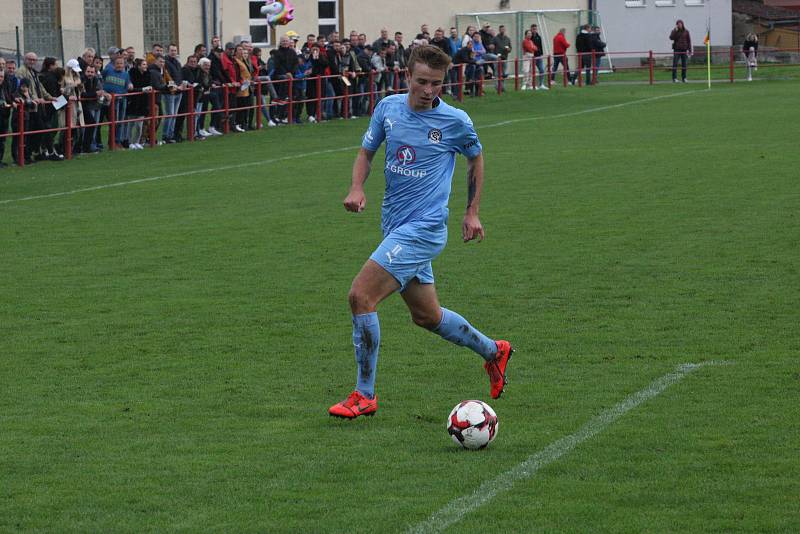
[[462, 213, 484, 242], [344, 189, 366, 212]]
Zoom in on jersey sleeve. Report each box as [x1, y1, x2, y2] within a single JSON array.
[[455, 115, 482, 159], [361, 99, 387, 152]]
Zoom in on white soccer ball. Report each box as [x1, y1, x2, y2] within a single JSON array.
[[447, 400, 498, 450]]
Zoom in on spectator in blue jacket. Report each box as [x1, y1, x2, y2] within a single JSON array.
[[101, 55, 132, 146]]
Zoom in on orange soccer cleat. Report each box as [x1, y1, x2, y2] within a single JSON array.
[[328, 390, 379, 419], [484, 340, 514, 399]]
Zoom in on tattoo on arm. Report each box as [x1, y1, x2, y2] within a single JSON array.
[[467, 167, 477, 209]]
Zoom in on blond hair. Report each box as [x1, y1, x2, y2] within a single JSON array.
[[407, 44, 451, 74]]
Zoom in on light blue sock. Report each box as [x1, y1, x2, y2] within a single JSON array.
[[353, 312, 380, 399], [433, 307, 497, 361]]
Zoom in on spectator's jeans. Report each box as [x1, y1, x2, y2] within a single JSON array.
[[447, 66, 458, 94], [195, 100, 207, 133], [672, 52, 688, 81], [324, 80, 335, 119], [161, 93, 181, 140], [82, 106, 100, 151], [110, 96, 127, 145], [551, 55, 570, 81], [580, 54, 592, 85], [384, 70, 395, 93], [535, 57, 546, 86], [209, 88, 223, 130], [0, 110, 8, 162]]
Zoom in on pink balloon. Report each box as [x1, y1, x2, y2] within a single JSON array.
[[260, 0, 295, 28]]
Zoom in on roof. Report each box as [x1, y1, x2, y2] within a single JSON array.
[[733, 0, 800, 19]]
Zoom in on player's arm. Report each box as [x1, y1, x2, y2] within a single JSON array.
[[462, 152, 485, 242], [344, 148, 376, 212]]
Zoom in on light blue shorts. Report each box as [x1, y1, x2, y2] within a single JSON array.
[[369, 222, 447, 292]]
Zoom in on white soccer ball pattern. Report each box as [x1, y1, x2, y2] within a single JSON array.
[[447, 400, 498, 450]]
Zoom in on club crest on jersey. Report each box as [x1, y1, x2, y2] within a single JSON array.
[[428, 129, 442, 144], [396, 145, 416, 165]]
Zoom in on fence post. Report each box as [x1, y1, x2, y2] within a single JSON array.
[[458, 64, 464, 101], [17, 100, 25, 167], [149, 90, 157, 147], [591, 51, 597, 85], [497, 60, 503, 94], [478, 69, 485, 96], [342, 82, 349, 118], [514, 57, 519, 91], [109, 93, 116, 151], [394, 68, 400, 93], [547, 55, 552, 88], [577, 54, 584, 87], [369, 70, 375, 115], [729, 46, 734, 82], [65, 100, 73, 159], [255, 80, 262, 129], [649, 50, 654, 85], [315, 75, 322, 122], [287, 77, 294, 124], [222, 87, 230, 134], [187, 88, 195, 141]]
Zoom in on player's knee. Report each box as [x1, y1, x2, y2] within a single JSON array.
[[348, 287, 373, 314], [411, 310, 440, 330]]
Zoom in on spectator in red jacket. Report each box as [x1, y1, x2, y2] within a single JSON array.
[[551, 28, 573, 84]]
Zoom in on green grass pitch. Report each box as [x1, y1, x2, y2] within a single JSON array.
[[1, 80, 798, 532]]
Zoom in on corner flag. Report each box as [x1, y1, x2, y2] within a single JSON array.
[[705, 18, 711, 88]]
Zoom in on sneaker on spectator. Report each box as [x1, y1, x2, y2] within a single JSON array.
[[268, 120, 277, 127], [308, 116, 317, 123], [206, 126, 220, 136], [279, 118, 288, 124], [234, 124, 246, 132], [198, 129, 210, 137]]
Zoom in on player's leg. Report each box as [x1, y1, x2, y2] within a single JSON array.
[[329, 259, 399, 419], [349, 260, 398, 393], [401, 278, 514, 399], [401, 278, 495, 360]]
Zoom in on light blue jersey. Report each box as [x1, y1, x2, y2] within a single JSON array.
[[361, 94, 482, 291], [362, 94, 482, 238]]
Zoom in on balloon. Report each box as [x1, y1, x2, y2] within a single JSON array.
[[260, 0, 294, 28]]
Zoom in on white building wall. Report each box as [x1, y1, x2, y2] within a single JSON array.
[[597, 0, 731, 60]]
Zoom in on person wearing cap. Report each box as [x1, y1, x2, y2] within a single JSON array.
[[479, 23, 494, 50], [59, 59, 85, 154]]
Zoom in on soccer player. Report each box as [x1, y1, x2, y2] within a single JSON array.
[[328, 45, 513, 419]]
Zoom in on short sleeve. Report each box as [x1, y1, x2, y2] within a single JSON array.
[[455, 115, 482, 159], [362, 99, 387, 152]]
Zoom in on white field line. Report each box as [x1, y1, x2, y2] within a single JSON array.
[[479, 89, 702, 129], [408, 360, 728, 534], [0, 90, 701, 206]]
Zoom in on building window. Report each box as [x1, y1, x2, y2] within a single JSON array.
[[142, 0, 176, 50], [318, 0, 338, 38], [84, 0, 119, 54], [625, 0, 646, 7], [685, 0, 705, 5], [655, 0, 676, 5], [249, 0, 272, 47], [23, 0, 60, 58]]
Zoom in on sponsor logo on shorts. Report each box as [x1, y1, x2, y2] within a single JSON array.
[[386, 244, 402, 264]]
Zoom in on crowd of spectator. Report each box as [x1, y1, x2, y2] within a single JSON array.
[[0, 22, 608, 167]]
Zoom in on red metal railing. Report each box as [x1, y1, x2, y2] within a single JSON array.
[[2, 48, 799, 167]]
